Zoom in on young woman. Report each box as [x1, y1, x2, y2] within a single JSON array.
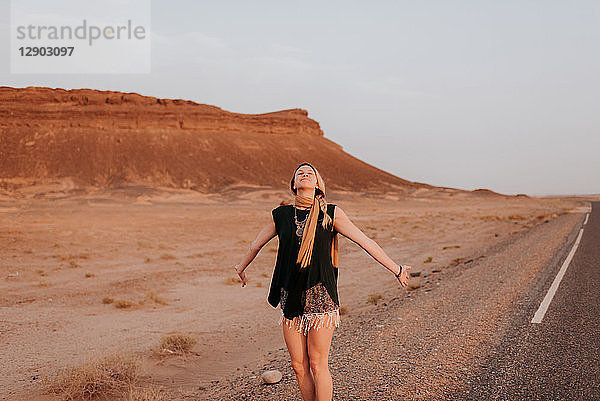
[[234, 162, 412, 401]]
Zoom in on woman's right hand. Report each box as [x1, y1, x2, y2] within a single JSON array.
[[235, 264, 247, 287]]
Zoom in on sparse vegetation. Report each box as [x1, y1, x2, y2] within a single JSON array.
[[449, 257, 467, 267], [127, 384, 169, 401], [44, 351, 141, 401], [423, 256, 433, 263], [156, 333, 197, 356], [224, 276, 242, 285], [442, 245, 460, 250], [114, 299, 135, 309], [104, 290, 168, 308], [141, 290, 169, 306], [367, 293, 382, 305], [85, 272, 95, 278], [37, 269, 47, 276], [144, 257, 152, 263], [69, 260, 82, 268], [159, 253, 176, 261], [137, 240, 152, 249]]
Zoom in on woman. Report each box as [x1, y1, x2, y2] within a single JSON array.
[[234, 162, 412, 401]]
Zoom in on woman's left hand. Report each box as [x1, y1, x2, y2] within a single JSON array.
[[396, 264, 412, 287]]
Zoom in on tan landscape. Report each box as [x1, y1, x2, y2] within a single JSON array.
[[0, 87, 593, 400]]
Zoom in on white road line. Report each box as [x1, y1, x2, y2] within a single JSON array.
[[531, 227, 585, 324], [584, 213, 589, 225]]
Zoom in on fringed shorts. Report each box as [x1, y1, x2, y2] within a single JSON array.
[[278, 282, 341, 335]]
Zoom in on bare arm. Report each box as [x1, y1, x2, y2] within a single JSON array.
[[333, 206, 412, 285], [234, 215, 277, 287]]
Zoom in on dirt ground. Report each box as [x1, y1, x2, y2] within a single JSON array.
[[0, 186, 586, 400]]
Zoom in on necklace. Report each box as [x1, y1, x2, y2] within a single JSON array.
[[294, 207, 310, 239]]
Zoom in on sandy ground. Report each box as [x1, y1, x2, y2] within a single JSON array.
[[0, 187, 587, 400]]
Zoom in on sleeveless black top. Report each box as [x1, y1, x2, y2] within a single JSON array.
[[268, 203, 339, 319]]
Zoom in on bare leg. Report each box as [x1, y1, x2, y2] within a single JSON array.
[[307, 323, 335, 401], [282, 319, 316, 401]]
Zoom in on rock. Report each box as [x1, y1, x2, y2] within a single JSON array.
[[422, 270, 429, 277], [261, 370, 282, 384], [407, 276, 423, 290], [432, 268, 441, 273], [409, 271, 421, 277]]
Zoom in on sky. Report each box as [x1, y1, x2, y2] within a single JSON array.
[[1, 0, 599, 196]]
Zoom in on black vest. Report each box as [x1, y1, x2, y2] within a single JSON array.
[[268, 203, 339, 318]]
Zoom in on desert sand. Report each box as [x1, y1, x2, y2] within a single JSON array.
[[0, 86, 592, 400], [0, 185, 587, 400]]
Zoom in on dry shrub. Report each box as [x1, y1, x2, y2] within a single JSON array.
[[367, 293, 382, 305], [69, 260, 82, 268], [442, 245, 460, 250], [115, 299, 135, 309], [159, 253, 176, 261], [423, 256, 433, 263], [449, 257, 467, 268], [137, 240, 152, 249], [144, 257, 152, 263], [142, 290, 168, 306], [85, 272, 95, 278], [157, 333, 197, 356], [102, 297, 114, 304], [224, 276, 242, 285], [480, 215, 501, 221], [507, 214, 525, 220], [37, 269, 48, 276], [127, 384, 169, 401], [339, 306, 348, 315], [44, 351, 141, 401]]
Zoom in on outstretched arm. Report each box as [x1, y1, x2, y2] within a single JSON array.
[[234, 215, 277, 287], [333, 206, 411, 286]]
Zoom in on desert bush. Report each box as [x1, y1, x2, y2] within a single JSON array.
[[423, 256, 433, 263], [44, 351, 141, 401], [224, 276, 242, 285], [127, 384, 169, 401], [367, 293, 382, 305], [142, 290, 168, 306], [102, 297, 114, 304], [157, 333, 197, 356], [115, 299, 134, 309]]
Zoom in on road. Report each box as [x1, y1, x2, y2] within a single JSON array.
[[453, 201, 600, 400]]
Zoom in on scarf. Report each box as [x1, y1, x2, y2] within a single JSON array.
[[293, 166, 339, 270]]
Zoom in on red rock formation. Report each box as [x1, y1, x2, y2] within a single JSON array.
[[0, 86, 432, 194]]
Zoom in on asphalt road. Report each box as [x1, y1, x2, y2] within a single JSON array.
[[452, 201, 600, 401]]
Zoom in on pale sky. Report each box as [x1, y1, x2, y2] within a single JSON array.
[[1, 1, 599, 196]]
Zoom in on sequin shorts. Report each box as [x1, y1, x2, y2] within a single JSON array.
[[278, 282, 341, 335]]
